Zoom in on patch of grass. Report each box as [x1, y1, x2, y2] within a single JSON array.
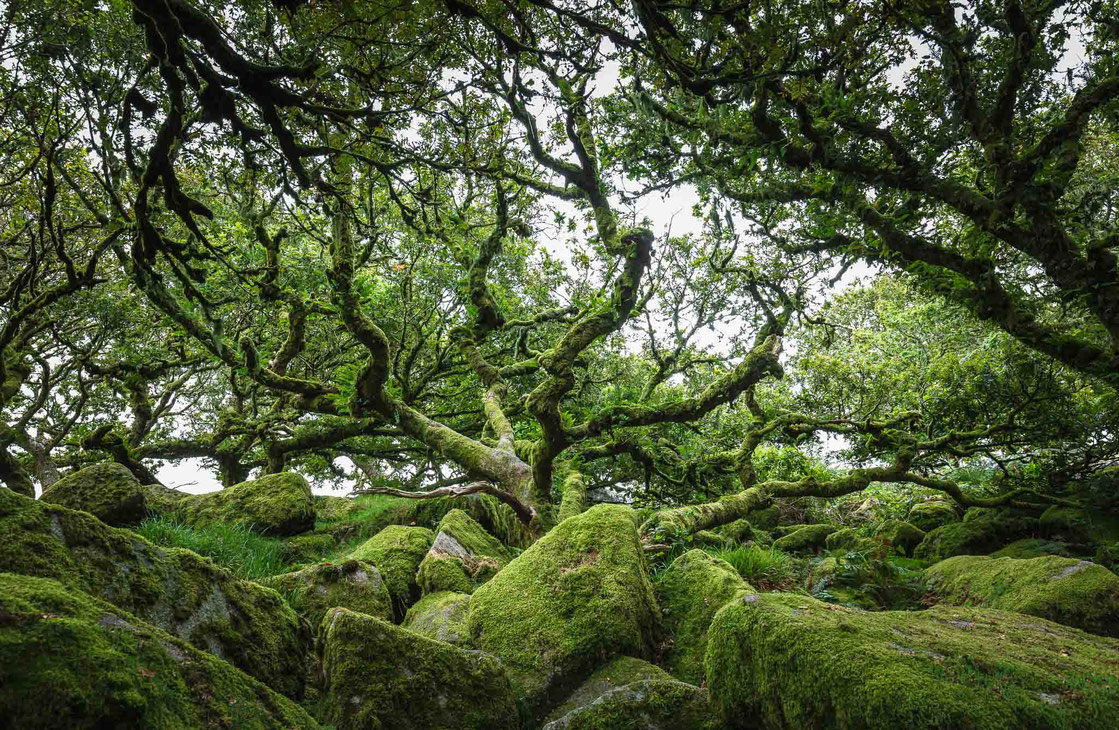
[[134, 515, 291, 580], [709, 545, 800, 589]]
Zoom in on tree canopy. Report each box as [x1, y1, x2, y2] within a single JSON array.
[[1, 0, 1117, 537]]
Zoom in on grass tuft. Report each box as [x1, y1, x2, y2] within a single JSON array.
[[135, 515, 291, 580], [710, 545, 799, 588]]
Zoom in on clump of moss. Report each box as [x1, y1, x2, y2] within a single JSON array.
[[772, 524, 837, 552], [402, 591, 472, 646], [467, 504, 660, 717], [0, 488, 309, 698], [706, 592, 1119, 729], [280, 532, 339, 564], [543, 679, 715, 730], [349, 524, 434, 616], [258, 558, 391, 629], [1038, 506, 1110, 545], [655, 550, 751, 684], [319, 607, 518, 730], [906, 499, 959, 532], [874, 520, 926, 557], [0, 573, 318, 729], [38, 462, 147, 526], [914, 507, 1038, 561], [924, 554, 1119, 637], [162, 473, 315, 536], [416, 509, 511, 595], [991, 539, 1077, 560]]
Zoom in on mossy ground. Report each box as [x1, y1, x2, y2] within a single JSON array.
[[319, 607, 518, 730], [706, 592, 1119, 729], [467, 504, 660, 716], [925, 554, 1119, 636], [0, 573, 318, 729]]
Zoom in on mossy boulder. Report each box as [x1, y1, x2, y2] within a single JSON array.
[[168, 473, 315, 536], [717, 518, 765, 544], [914, 507, 1038, 561], [314, 494, 359, 520], [543, 679, 715, 730], [748, 505, 781, 529], [706, 592, 1119, 729], [772, 523, 838, 552], [906, 499, 959, 532], [143, 481, 188, 514], [0, 573, 319, 729], [467, 504, 660, 715], [319, 607, 518, 730], [0, 488, 309, 697], [280, 532, 339, 564], [991, 538, 1077, 559], [1038, 506, 1102, 544], [874, 520, 926, 557], [416, 509, 512, 595], [402, 590, 472, 646], [824, 527, 880, 554], [257, 558, 391, 629], [38, 462, 147, 526], [544, 656, 672, 723], [924, 554, 1119, 637], [349, 524, 434, 615], [656, 549, 751, 684]]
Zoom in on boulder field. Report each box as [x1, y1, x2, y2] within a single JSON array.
[[1, 479, 1117, 729]]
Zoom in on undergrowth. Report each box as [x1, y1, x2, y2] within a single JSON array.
[[710, 545, 801, 589], [135, 515, 292, 580]]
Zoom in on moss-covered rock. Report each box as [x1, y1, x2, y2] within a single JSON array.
[[258, 558, 391, 629], [716, 518, 761, 544], [416, 509, 512, 595], [544, 656, 672, 723], [706, 592, 1119, 729], [691, 529, 733, 549], [824, 527, 880, 554], [319, 607, 518, 730], [402, 590, 472, 645], [772, 524, 838, 552], [874, 520, 926, 557], [0, 573, 319, 729], [906, 499, 959, 532], [914, 507, 1038, 561], [143, 481, 188, 514], [168, 473, 315, 536], [1038, 506, 1097, 544], [748, 505, 781, 530], [467, 504, 660, 715], [38, 462, 146, 526], [280, 532, 339, 564], [991, 538, 1077, 559], [924, 554, 1119, 637], [314, 494, 359, 521], [0, 488, 309, 698], [543, 679, 715, 730], [349, 524, 434, 615], [656, 550, 751, 684]]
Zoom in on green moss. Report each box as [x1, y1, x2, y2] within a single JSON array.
[[706, 592, 1119, 729], [349, 524, 434, 615], [467, 504, 659, 716], [258, 558, 391, 629], [167, 473, 315, 536], [655, 550, 751, 684], [402, 591, 472, 645], [691, 530, 733, 549], [906, 499, 959, 532], [543, 679, 715, 730], [915, 507, 1038, 561], [991, 538, 1077, 559], [314, 495, 359, 520], [1038, 506, 1119, 545], [319, 607, 518, 730], [874, 520, 927, 557], [281, 532, 339, 564], [807, 549, 926, 611], [415, 509, 511, 595], [0, 573, 319, 729], [556, 471, 588, 523], [772, 524, 838, 552], [545, 656, 672, 723], [416, 553, 476, 594], [143, 483, 187, 514], [0, 488, 309, 698], [38, 463, 147, 526], [925, 554, 1119, 637], [825, 528, 881, 554], [748, 505, 781, 529]]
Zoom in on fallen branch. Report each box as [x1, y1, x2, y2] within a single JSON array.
[[350, 480, 538, 527]]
